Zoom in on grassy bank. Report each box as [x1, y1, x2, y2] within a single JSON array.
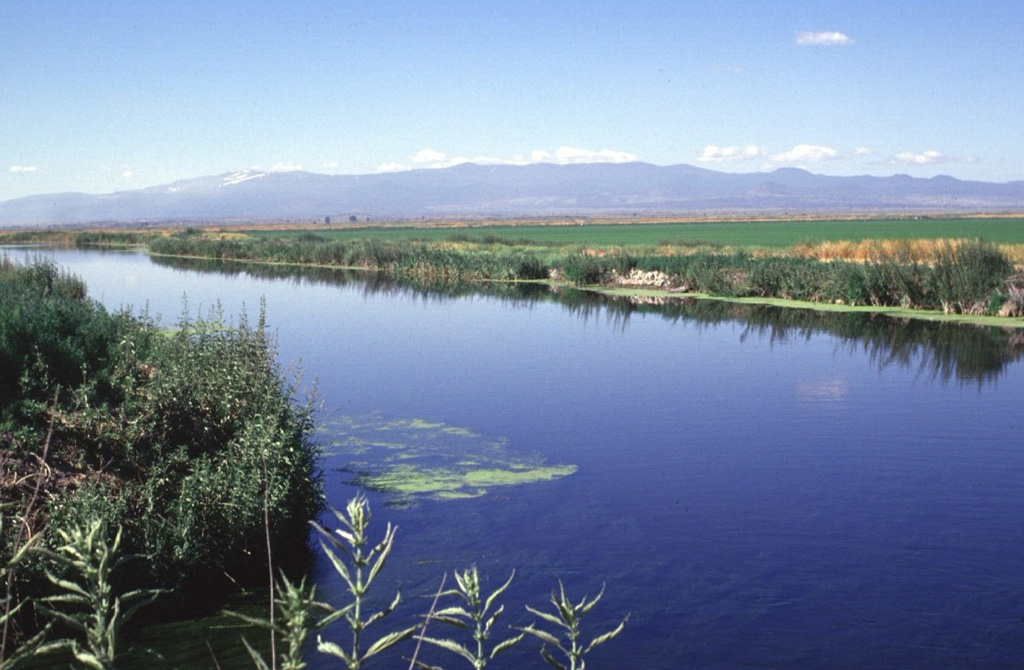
[[4, 218, 1023, 321], [136, 228, 1024, 321]]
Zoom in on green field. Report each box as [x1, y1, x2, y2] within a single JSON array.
[[244, 217, 1024, 248]]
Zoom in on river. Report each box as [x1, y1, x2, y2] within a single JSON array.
[[12, 247, 1024, 669]]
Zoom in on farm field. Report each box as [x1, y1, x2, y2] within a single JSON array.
[[241, 217, 1024, 248]]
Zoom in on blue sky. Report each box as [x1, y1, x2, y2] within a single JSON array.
[[2, 0, 1022, 201]]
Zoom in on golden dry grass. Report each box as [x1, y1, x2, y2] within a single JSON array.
[[792, 238, 1024, 267]]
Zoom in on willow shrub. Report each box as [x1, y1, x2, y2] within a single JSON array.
[[1, 260, 321, 607]]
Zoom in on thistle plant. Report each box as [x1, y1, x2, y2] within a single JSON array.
[[413, 566, 524, 670], [35, 519, 162, 670], [518, 582, 628, 670], [231, 574, 330, 670], [312, 494, 416, 669]]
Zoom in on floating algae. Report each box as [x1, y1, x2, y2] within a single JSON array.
[[321, 412, 577, 505]]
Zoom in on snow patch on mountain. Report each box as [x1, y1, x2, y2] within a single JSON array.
[[221, 171, 267, 187]]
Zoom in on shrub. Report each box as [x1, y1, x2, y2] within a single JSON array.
[[1, 262, 322, 615], [930, 240, 1014, 313]]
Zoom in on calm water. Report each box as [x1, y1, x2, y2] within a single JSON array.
[[12, 248, 1024, 669]]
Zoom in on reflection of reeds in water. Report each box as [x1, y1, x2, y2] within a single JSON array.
[[152, 255, 1024, 384]]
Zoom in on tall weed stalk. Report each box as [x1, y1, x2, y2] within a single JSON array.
[[312, 494, 417, 669], [35, 520, 162, 669], [518, 582, 628, 670], [413, 566, 524, 670]]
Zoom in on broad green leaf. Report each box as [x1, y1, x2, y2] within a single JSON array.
[[525, 605, 568, 630], [430, 614, 472, 630], [490, 632, 525, 658], [420, 635, 476, 664], [43, 576, 90, 598], [578, 584, 606, 616], [366, 525, 396, 584], [316, 637, 354, 662], [483, 605, 504, 635], [484, 570, 515, 614], [318, 603, 354, 627], [433, 605, 473, 620], [519, 624, 562, 649], [540, 645, 568, 670], [584, 615, 629, 653], [319, 541, 356, 592], [363, 590, 401, 627], [69, 647, 106, 670], [362, 624, 417, 659]]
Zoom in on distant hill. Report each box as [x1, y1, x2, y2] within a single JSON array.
[[2, 162, 1023, 226]]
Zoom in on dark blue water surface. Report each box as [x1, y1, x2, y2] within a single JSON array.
[[13, 248, 1024, 669]]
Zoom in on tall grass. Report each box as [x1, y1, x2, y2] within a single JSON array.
[[145, 232, 1021, 316]]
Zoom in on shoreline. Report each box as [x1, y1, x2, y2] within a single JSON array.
[[147, 249, 1024, 329], [590, 285, 1024, 328]]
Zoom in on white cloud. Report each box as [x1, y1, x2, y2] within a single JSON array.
[[323, 161, 339, 169], [412, 148, 448, 164], [9, 165, 38, 173], [270, 162, 302, 172], [854, 147, 872, 156], [892, 150, 944, 165], [121, 170, 133, 179], [770, 144, 841, 163], [552, 146, 637, 164], [382, 146, 639, 173], [697, 145, 766, 163], [796, 31, 854, 46]]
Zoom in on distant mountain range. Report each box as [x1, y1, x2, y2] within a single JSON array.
[[2, 162, 1024, 226]]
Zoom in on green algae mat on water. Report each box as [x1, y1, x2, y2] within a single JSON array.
[[321, 412, 577, 505]]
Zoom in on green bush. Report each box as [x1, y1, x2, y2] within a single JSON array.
[[930, 240, 1014, 313], [0, 261, 322, 614]]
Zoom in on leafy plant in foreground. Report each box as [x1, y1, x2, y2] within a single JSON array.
[[231, 573, 330, 670], [518, 582, 628, 670], [35, 519, 162, 670], [312, 494, 417, 669], [414, 566, 524, 670]]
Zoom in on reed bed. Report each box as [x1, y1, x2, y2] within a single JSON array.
[[144, 232, 1023, 317]]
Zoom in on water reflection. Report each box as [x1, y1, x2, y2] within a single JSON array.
[[152, 255, 1024, 385]]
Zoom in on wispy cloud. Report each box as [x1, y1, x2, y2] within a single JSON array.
[[121, 170, 133, 179], [379, 146, 638, 173], [270, 162, 302, 172], [892, 150, 944, 165], [697, 145, 766, 163], [796, 31, 854, 46], [770, 144, 841, 163], [533, 147, 637, 164], [9, 165, 38, 173], [375, 162, 406, 173]]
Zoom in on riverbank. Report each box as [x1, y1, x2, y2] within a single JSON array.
[[592, 285, 1024, 328], [5, 221, 1024, 325]]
